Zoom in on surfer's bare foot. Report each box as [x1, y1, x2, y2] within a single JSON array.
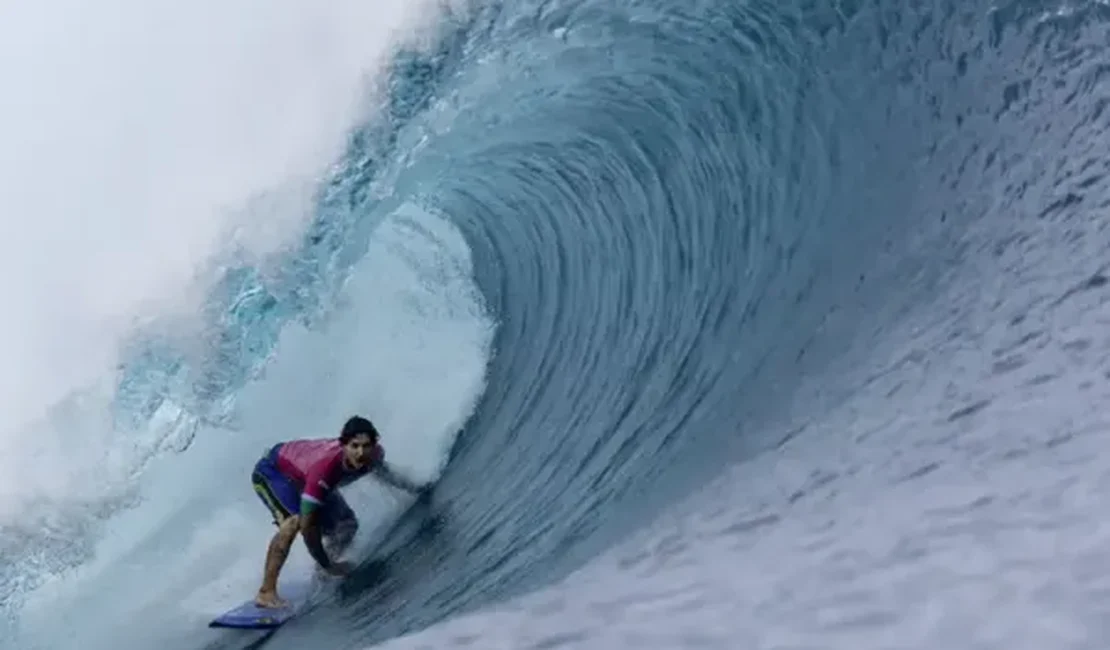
[[255, 589, 289, 609]]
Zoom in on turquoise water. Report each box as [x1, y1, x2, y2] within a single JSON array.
[[9, 0, 1110, 648]]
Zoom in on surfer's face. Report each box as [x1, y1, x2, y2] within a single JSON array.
[[343, 433, 376, 469]]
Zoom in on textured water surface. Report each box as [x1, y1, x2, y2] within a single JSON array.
[[8, 0, 1110, 648]]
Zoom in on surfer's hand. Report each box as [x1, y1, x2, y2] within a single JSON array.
[[325, 561, 353, 577]]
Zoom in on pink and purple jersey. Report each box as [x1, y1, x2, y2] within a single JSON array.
[[274, 438, 383, 509]]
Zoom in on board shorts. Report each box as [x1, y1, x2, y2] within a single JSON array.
[[251, 444, 355, 535]]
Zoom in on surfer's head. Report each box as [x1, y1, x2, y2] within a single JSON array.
[[339, 415, 380, 469]]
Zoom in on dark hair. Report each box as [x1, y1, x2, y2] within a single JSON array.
[[339, 415, 379, 443]]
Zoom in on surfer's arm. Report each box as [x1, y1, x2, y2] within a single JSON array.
[[298, 509, 333, 568], [298, 463, 336, 568], [372, 461, 423, 494]]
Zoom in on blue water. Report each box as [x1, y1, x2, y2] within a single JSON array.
[[10, 0, 1110, 647]]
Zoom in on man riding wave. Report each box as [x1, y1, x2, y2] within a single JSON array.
[[249, 415, 428, 608]]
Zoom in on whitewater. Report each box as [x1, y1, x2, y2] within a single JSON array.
[[5, 0, 1110, 648]]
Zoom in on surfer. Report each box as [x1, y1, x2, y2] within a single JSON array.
[[250, 415, 428, 608]]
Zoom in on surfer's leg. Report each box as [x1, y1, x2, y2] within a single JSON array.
[[257, 514, 300, 608], [250, 452, 303, 608]]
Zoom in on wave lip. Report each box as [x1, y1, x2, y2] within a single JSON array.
[[347, 0, 1110, 648], [255, 0, 878, 646]]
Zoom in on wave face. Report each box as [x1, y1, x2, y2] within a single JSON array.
[[10, 0, 1110, 648]]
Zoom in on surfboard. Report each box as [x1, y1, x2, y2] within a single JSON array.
[[208, 579, 316, 630]]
